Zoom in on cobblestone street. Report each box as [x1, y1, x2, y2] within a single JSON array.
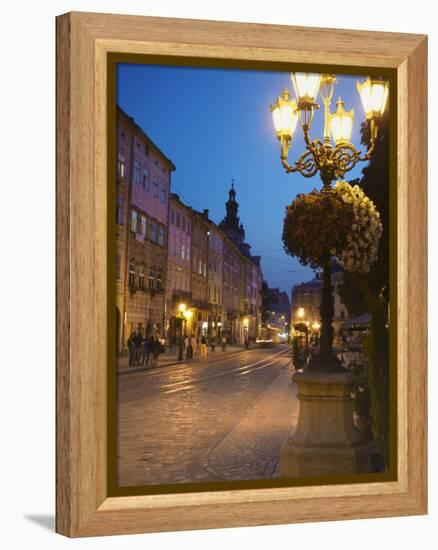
[[116, 344, 299, 487]]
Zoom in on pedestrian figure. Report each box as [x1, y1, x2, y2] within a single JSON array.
[[159, 336, 166, 356], [143, 336, 152, 367], [186, 337, 193, 359], [127, 331, 136, 366], [190, 335, 197, 356], [159, 337, 165, 357], [148, 337, 157, 366], [152, 336, 161, 365], [244, 337, 250, 350], [210, 336, 216, 352], [127, 330, 142, 366], [200, 335, 208, 358], [221, 335, 227, 352]]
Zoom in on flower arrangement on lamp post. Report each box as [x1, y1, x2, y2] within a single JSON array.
[[271, 73, 388, 372], [283, 181, 383, 371]]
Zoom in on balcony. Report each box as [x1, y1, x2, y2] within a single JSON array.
[[172, 290, 192, 302]]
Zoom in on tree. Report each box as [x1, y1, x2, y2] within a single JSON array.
[[340, 113, 390, 467]]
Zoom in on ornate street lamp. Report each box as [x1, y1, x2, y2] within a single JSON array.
[[271, 73, 388, 371]]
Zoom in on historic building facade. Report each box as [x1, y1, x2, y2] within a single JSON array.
[[222, 238, 241, 342], [291, 265, 349, 343], [116, 106, 175, 353], [219, 182, 262, 343], [190, 210, 210, 338], [166, 193, 193, 343], [204, 211, 225, 339], [116, 108, 264, 355]]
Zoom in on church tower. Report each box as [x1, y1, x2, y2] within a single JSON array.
[[219, 179, 245, 245]]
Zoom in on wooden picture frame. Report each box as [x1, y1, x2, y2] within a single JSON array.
[[56, 11, 427, 537]]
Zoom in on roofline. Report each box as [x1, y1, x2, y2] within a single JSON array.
[[117, 105, 176, 171]]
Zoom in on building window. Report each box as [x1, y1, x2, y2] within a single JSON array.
[[131, 209, 137, 233], [157, 273, 163, 291], [153, 181, 159, 198], [117, 151, 125, 178], [139, 265, 145, 289], [158, 226, 165, 247], [128, 260, 135, 287], [187, 220, 191, 235], [160, 185, 167, 204], [176, 236, 181, 258], [182, 217, 186, 232], [186, 246, 190, 262], [199, 259, 202, 275], [116, 196, 123, 225], [148, 270, 155, 290], [176, 212, 180, 228], [142, 168, 149, 190], [181, 242, 185, 260], [170, 208, 175, 224], [116, 255, 121, 280], [150, 222, 157, 242], [140, 215, 147, 238], [133, 159, 141, 185], [204, 262, 207, 277]]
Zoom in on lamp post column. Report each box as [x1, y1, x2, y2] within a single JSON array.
[[319, 263, 334, 356]]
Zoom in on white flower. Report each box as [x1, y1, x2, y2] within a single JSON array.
[[334, 180, 383, 274]]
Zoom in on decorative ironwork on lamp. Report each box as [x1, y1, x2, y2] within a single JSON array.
[[270, 72, 388, 189], [270, 72, 388, 372]]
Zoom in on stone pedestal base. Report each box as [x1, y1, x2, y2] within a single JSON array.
[[280, 370, 372, 477]]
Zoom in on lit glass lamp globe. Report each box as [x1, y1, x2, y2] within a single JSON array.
[[330, 97, 354, 145]]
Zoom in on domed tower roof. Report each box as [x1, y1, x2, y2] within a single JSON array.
[[219, 178, 245, 245], [229, 179, 236, 200]]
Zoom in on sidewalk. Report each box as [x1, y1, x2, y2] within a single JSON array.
[[116, 344, 251, 374], [203, 367, 298, 480]]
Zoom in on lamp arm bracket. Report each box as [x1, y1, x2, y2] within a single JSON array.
[[281, 156, 300, 173], [358, 139, 376, 161]]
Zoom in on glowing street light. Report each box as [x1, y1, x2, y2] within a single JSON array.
[[296, 307, 305, 320], [270, 72, 388, 372]]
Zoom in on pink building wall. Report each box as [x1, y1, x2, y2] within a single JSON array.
[[167, 196, 192, 293], [130, 135, 171, 225]]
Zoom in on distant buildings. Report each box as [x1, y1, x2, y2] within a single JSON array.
[[116, 107, 263, 353], [291, 265, 349, 342], [262, 286, 291, 332], [219, 183, 262, 343]]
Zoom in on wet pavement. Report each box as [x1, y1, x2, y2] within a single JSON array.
[[116, 344, 299, 487]]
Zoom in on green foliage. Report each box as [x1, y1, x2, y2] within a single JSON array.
[[349, 358, 373, 441], [341, 116, 390, 467], [363, 304, 390, 466]]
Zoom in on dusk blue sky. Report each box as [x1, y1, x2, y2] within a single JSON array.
[[117, 64, 370, 294]]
